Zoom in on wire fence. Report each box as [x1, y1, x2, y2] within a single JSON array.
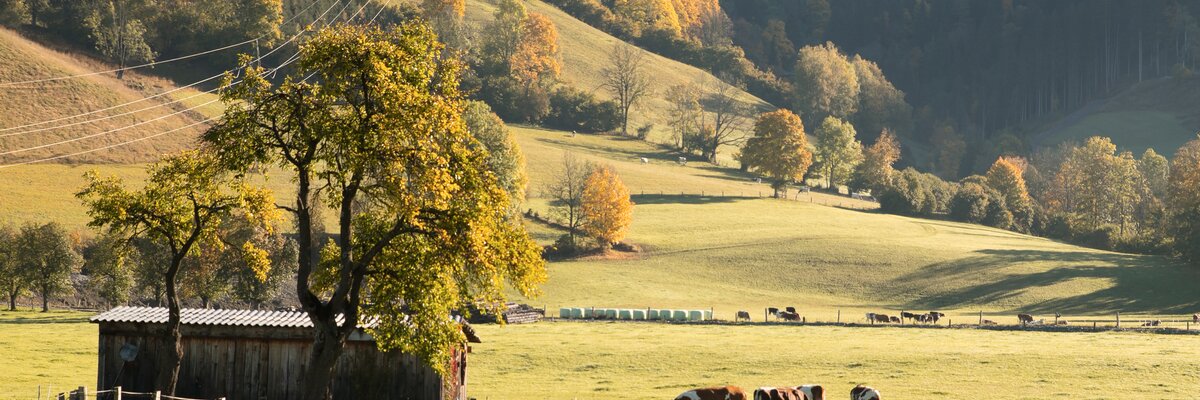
[[50, 386, 225, 400], [540, 305, 1200, 334], [631, 189, 879, 210]]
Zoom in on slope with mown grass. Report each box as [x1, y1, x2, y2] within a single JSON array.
[[1035, 76, 1200, 155], [510, 125, 1200, 317], [0, 27, 213, 165]]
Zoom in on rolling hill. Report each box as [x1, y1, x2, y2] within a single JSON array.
[[0, 27, 216, 165], [1035, 76, 1200, 156]]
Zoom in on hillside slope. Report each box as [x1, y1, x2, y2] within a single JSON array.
[[0, 27, 212, 165], [510, 126, 1199, 316], [1035, 76, 1200, 155], [448, 0, 770, 153]]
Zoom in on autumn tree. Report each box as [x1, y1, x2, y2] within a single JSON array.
[[204, 25, 546, 399], [812, 116, 862, 189], [691, 77, 751, 162], [986, 157, 1031, 212], [77, 150, 276, 394], [1048, 137, 1142, 233], [850, 128, 901, 194], [510, 13, 561, 87], [85, 231, 134, 307], [86, 0, 156, 79], [465, 100, 529, 203], [482, 0, 528, 69], [581, 165, 634, 248], [1138, 148, 1170, 199], [546, 151, 593, 247], [665, 83, 701, 149], [0, 223, 26, 310], [614, 0, 682, 38], [421, 0, 467, 48], [1169, 135, 1200, 265], [852, 55, 911, 138], [741, 109, 813, 197], [601, 43, 653, 136], [18, 222, 79, 312], [930, 120, 966, 179], [794, 42, 858, 123]]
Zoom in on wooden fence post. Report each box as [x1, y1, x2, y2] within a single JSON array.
[[764, 308, 768, 322], [154, 391, 161, 400], [837, 309, 840, 323], [1116, 312, 1120, 328], [978, 311, 983, 325], [75, 387, 86, 400], [115, 386, 122, 400]]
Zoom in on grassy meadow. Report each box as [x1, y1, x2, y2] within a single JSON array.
[[469, 321, 1200, 400], [0, 310, 96, 400]]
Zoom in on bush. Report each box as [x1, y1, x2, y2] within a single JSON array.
[[949, 183, 989, 223], [478, 76, 550, 124], [982, 197, 1013, 230], [544, 86, 621, 133], [635, 124, 654, 140], [1074, 225, 1120, 250]]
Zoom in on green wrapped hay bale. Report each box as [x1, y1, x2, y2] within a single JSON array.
[[571, 308, 584, 318], [689, 310, 704, 321], [619, 309, 632, 320], [560, 308, 571, 318], [673, 310, 687, 321], [583, 308, 594, 318], [633, 310, 646, 320], [606, 309, 618, 319], [648, 309, 659, 320], [660, 309, 673, 320]]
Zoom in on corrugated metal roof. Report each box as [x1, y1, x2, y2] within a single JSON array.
[[90, 306, 375, 329]]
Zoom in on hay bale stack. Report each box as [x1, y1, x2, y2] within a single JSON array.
[[619, 309, 632, 320], [559, 308, 571, 318], [689, 310, 704, 321], [633, 310, 646, 320]]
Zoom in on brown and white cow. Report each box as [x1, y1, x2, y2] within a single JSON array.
[[676, 386, 748, 400], [928, 311, 945, 323], [873, 314, 892, 323], [736, 311, 752, 322], [888, 316, 901, 323], [850, 385, 881, 400], [753, 387, 804, 400], [1193, 313, 1198, 324], [795, 384, 824, 400], [779, 311, 802, 322], [1017, 313, 1034, 325]]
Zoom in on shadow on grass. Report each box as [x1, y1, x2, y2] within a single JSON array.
[[630, 194, 748, 205], [894, 249, 1200, 314], [0, 312, 91, 324]]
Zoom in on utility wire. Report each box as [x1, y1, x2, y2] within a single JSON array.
[[0, 0, 325, 87]]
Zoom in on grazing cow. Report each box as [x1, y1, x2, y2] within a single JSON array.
[[850, 385, 882, 400], [676, 386, 748, 400], [736, 310, 752, 322], [769, 307, 781, 319], [928, 312, 945, 323], [1055, 320, 1070, 326], [914, 314, 931, 324], [981, 319, 998, 325], [795, 384, 824, 400], [1017, 313, 1034, 325], [640, 157, 649, 164], [1193, 314, 1198, 323], [753, 387, 803, 400], [873, 314, 892, 324], [1141, 320, 1161, 327], [888, 316, 901, 323], [900, 311, 917, 322], [779, 311, 802, 322], [786, 306, 798, 314], [865, 313, 876, 323]]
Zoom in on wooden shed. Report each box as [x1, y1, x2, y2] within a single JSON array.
[[90, 307, 479, 400]]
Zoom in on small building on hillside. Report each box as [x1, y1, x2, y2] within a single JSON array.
[[90, 306, 479, 400]]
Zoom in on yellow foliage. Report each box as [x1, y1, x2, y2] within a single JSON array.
[[741, 109, 813, 195], [510, 13, 561, 86], [581, 165, 634, 248], [986, 156, 1030, 208]]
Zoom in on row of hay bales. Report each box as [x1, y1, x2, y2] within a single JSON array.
[[558, 307, 712, 321]]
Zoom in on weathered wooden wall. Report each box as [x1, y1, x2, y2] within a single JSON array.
[[96, 323, 465, 400]]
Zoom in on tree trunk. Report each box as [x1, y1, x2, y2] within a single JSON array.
[[157, 258, 185, 395], [300, 320, 345, 400], [9, 292, 16, 311], [41, 286, 48, 312]]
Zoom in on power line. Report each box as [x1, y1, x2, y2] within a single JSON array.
[[0, 0, 344, 135], [0, 0, 326, 88], [0, 118, 216, 169]]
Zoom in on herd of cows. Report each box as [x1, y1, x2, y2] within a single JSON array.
[[675, 384, 880, 400], [749, 307, 1200, 327]]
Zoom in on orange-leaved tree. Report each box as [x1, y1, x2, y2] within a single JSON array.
[[581, 165, 634, 249], [741, 109, 813, 198], [510, 13, 561, 88]]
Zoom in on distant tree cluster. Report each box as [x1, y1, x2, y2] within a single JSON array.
[[545, 152, 634, 253]]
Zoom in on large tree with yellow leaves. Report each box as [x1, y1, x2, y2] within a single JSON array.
[[581, 165, 634, 249]]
